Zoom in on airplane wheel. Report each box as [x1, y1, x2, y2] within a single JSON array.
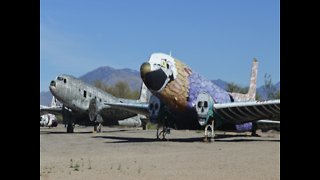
[[67, 124, 74, 133], [97, 123, 102, 133]]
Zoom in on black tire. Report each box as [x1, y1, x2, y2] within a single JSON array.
[[67, 124, 74, 133]]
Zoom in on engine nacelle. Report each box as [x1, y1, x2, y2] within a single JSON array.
[[195, 93, 214, 126], [88, 98, 103, 123]]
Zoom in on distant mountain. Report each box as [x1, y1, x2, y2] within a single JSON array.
[[40, 91, 53, 106], [79, 66, 142, 91], [257, 81, 280, 100], [211, 79, 228, 90]]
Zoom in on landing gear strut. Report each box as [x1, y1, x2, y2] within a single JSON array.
[[156, 125, 170, 140], [204, 120, 214, 142], [251, 122, 259, 137], [67, 123, 74, 133], [94, 122, 102, 133]]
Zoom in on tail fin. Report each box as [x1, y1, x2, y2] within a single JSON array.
[[247, 58, 258, 100], [50, 96, 57, 107], [50, 96, 61, 107], [138, 82, 151, 103], [229, 58, 258, 101]]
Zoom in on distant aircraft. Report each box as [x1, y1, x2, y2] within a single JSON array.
[[46, 74, 151, 133], [106, 53, 280, 141], [40, 97, 61, 128]]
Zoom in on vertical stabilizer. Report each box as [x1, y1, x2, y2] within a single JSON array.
[[50, 96, 57, 107], [229, 58, 258, 101], [247, 58, 258, 101]]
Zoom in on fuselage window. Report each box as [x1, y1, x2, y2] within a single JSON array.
[[64, 79, 66, 83], [89, 93, 91, 97], [99, 98, 102, 102], [84, 90, 87, 98]]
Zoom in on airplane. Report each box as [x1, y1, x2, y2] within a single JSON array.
[[40, 97, 61, 128], [40, 114, 58, 128], [106, 53, 280, 141], [45, 74, 151, 133]]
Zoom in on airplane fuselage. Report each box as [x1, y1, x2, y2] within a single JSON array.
[[140, 53, 250, 130], [49, 75, 140, 125]]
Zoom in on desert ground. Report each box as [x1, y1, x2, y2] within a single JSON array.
[[40, 125, 280, 180]]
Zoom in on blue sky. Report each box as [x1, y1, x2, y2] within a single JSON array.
[[40, 0, 280, 92]]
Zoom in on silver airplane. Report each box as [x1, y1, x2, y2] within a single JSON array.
[[44, 74, 151, 133]]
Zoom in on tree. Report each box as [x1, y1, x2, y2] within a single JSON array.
[[94, 80, 108, 92], [94, 80, 140, 99], [226, 82, 248, 94], [263, 73, 279, 100]]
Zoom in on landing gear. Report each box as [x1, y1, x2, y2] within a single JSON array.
[[93, 122, 102, 133], [142, 122, 147, 130], [156, 125, 170, 140], [98, 123, 102, 133], [251, 122, 259, 137], [204, 120, 214, 142], [67, 123, 74, 133]]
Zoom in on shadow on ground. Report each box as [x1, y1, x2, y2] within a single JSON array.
[[92, 134, 279, 143]]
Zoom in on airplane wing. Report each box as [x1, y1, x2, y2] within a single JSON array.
[[213, 99, 280, 124], [104, 102, 150, 117], [40, 106, 63, 116]]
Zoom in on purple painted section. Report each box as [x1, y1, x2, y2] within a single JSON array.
[[187, 71, 231, 107], [236, 122, 252, 131]]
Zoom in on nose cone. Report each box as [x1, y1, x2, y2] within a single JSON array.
[[50, 80, 56, 87], [49, 80, 56, 94], [140, 62, 169, 92], [140, 62, 151, 81]]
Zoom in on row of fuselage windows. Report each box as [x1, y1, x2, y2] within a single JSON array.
[[57, 76, 103, 103], [78, 88, 102, 102], [57, 76, 67, 84]]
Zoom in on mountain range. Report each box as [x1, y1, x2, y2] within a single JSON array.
[[40, 66, 280, 106]]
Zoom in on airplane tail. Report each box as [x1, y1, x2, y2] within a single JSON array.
[[50, 96, 61, 107], [229, 58, 258, 101], [247, 58, 258, 101], [50, 96, 57, 107]]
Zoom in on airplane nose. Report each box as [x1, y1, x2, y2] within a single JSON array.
[[50, 80, 56, 87], [140, 62, 168, 91], [140, 62, 151, 81]]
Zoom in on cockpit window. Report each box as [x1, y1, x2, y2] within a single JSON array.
[[57, 76, 64, 81]]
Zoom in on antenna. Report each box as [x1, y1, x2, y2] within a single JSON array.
[[169, 51, 172, 57]]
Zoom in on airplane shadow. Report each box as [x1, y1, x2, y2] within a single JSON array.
[[40, 129, 129, 134], [40, 131, 93, 134], [213, 134, 280, 142], [93, 133, 280, 143], [92, 136, 204, 143]]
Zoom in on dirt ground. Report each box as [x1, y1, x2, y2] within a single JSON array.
[[40, 125, 280, 180]]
